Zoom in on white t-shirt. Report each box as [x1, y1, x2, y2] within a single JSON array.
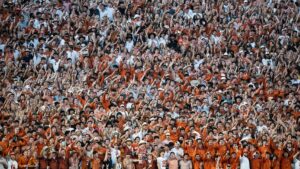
[[257, 125, 268, 133], [183, 9, 195, 19], [194, 59, 204, 69], [115, 54, 123, 65], [240, 156, 250, 169], [0, 44, 5, 54], [33, 53, 41, 66], [125, 40, 134, 52], [115, 162, 122, 169], [0, 157, 8, 169], [33, 19, 40, 29], [163, 151, 171, 159], [171, 112, 180, 119], [14, 50, 20, 61], [294, 158, 300, 169], [67, 50, 79, 65], [111, 148, 120, 165], [126, 55, 135, 66], [171, 147, 184, 158], [106, 7, 115, 21], [262, 58, 274, 68], [132, 131, 142, 140], [7, 159, 18, 169], [49, 59, 60, 72], [223, 4, 230, 13], [161, 139, 172, 146], [211, 35, 221, 44], [158, 37, 167, 46], [98, 8, 106, 20], [147, 38, 158, 48], [56, 9, 63, 19], [157, 157, 167, 169]]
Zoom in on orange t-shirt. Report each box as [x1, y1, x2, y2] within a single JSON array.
[[250, 158, 261, 169], [280, 157, 292, 169], [184, 144, 196, 157], [195, 148, 206, 160], [229, 156, 239, 169], [258, 145, 270, 158], [170, 131, 179, 142], [18, 155, 29, 169], [0, 141, 8, 156], [91, 157, 101, 169], [193, 160, 201, 169], [101, 94, 110, 111], [261, 158, 271, 169], [216, 144, 227, 156], [272, 159, 281, 169], [203, 158, 216, 169], [28, 156, 38, 167]]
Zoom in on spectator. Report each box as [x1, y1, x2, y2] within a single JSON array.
[[179, 154, 192, 169], [0, 148, 7, 169], [0, 0, 299, 169], [167, 152, 178, 169], [7, 152, 18, 169]]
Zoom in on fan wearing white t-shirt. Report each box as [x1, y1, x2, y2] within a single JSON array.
[[293, 152, 300, 169], [240, 151, 250, 169], [171, 142, 184, 159], [157, 151, 167, 169]]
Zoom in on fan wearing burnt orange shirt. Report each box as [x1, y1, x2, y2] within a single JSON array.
[[229, 152, 239, 169], [18, 149, 30, 169], [203, 152, 216, 169], [192, 154, 203, 169], [280, 151, 293, 169], [249, 151, 262, 169], [261, 152, 272, 169]]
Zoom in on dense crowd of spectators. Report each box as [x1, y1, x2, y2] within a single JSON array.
[[0, 0, 300, 168]]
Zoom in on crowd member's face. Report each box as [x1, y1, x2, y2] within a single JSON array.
[[14, 127, 19, 134], [24, 150, 29, 157], [180, 129, 185, 135], [170, 153, 175, 159], [160, 151, 165, 157]]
